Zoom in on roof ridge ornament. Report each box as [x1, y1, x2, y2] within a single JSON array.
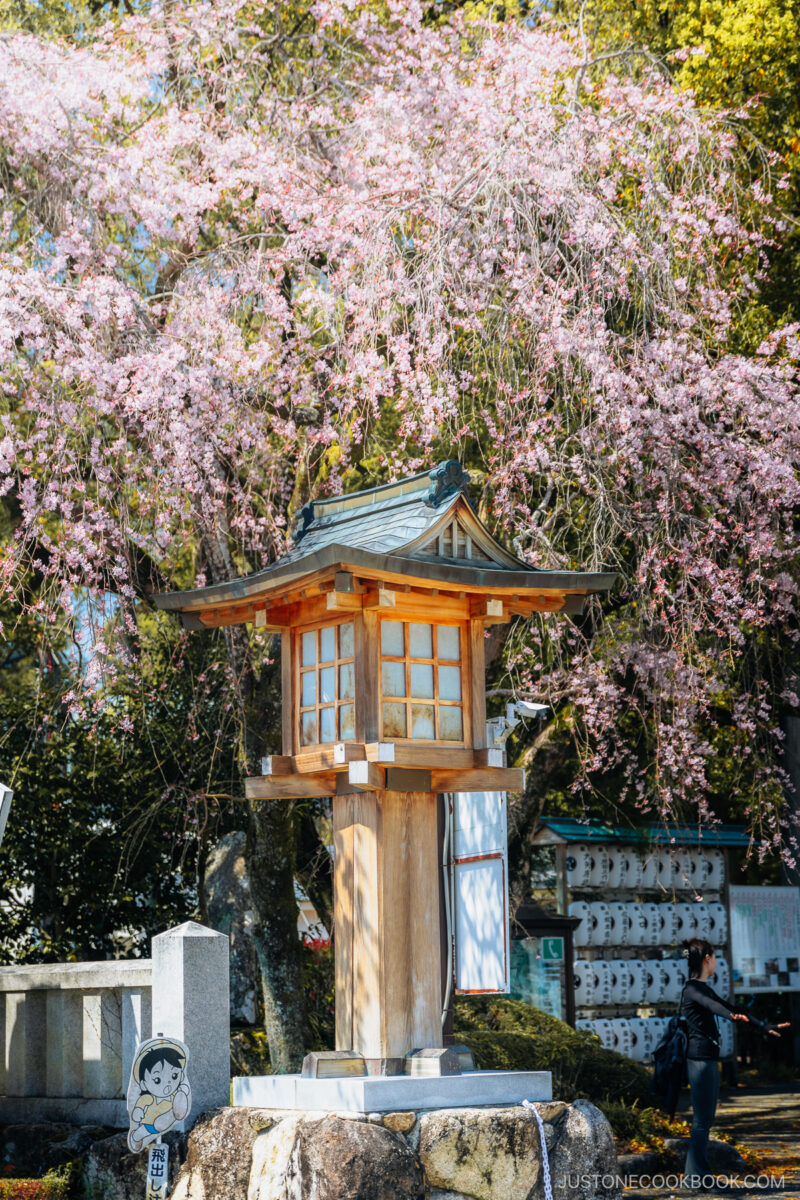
[[425, 460, 470, 508]]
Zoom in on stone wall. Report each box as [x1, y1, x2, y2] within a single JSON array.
[[169, 1100, 620, 1200]]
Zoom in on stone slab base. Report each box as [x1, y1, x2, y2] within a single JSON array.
[[0, 1095, 127, 1127], [232, 1069, 552, 1112]]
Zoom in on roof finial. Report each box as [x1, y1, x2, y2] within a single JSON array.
[[426, 460, 469, 508]]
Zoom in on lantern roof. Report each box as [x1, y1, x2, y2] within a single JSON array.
[[152, 461, 615, 628]]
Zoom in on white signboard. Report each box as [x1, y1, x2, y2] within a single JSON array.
[[0, 784, 12, 849], [127, 1036, 191, 1152], [730, 885, 800, 993], [453, 790, 510, 994]]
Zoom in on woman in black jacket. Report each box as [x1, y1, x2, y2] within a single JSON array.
[[681, 937, 789, 1188]]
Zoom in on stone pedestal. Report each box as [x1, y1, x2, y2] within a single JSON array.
[[232, 1068, 552, 1112]]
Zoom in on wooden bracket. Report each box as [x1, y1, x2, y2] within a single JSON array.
[[363, 586, 396, 609], [470, 596, 507, 624], [326, 591, 363, 613], [347, 761, 386, 792]]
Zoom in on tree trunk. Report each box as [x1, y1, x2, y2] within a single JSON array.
[[201, 476, 306, 1071]]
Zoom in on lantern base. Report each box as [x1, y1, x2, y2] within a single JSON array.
[[231, 1069, 552, 1113]]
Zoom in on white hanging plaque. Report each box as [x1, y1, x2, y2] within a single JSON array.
[[145, 1143, 170, 1200]]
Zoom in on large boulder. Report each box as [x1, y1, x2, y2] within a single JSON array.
[[418, 1104, 564, 1200], [170, 1108, 271, 1200], [204, 831, 260, 1026], [549, 1098, 619, 1200], [250, 1114, 426, 1200]]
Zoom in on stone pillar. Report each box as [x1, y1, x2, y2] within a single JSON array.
[[121, 988, 152, 1094], [4, 991, 46, 1096], [333, 790, 443, 1067], [46, 990, 83, 1097], [151, 922, 230, 1125], [83, 990, 122, 1099]]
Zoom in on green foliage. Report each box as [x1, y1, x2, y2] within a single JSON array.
[[454, 997, 651, 1105], [0, 606, 241, 963]]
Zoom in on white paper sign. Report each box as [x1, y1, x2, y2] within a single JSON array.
[[452, 789, 510, 994]]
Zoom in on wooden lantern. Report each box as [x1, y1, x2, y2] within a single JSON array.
[[154, 462, 614, 1066]]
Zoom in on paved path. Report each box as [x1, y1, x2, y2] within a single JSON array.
[[623, 1087, 800, 1198]]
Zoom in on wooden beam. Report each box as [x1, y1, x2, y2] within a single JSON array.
[[245, 772, 336, 800], [470, 596, 507, 623], [292, 743, 366, 773], [281, 630, 294, 756], [429, 766, 524, 793], [469, 618, 487, 750], [364, 743, 474, 769]]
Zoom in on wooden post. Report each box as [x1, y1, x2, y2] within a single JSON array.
[[333, 789, 443, 1065]]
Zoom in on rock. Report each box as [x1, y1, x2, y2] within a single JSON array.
[[169, 1108, 270, 1200], [204, 830, 261, 1026], [383, 1113, 417, 1134], [82, 1128, 186, 1200], [418, 1105, 554, 1200], [549, 1099, 619, 1200], [663, 1136, 747, 1172], [250, 1113, 426, 1200], [0, 1122, 99, 1175], [616, 1151, 662, 1175]]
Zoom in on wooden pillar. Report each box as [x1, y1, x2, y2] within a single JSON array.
[[333, 789, 443, 1065]]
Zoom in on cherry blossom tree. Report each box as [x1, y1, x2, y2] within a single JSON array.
[[1, 0, 798, 1062]]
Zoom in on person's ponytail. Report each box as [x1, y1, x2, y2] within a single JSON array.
[[683, 936, 714, 979]]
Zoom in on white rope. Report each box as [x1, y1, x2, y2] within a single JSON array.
[[523, 1099, 553, 1200]]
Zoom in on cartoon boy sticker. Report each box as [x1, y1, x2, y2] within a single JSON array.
[[127, 1036, 191, 1153]]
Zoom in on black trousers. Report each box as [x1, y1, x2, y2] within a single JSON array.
[[685, 1057, 720, 1183]]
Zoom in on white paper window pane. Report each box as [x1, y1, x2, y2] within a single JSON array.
[[454, 857, 507, 992], [409, 622, 432, 658], [454, 791, 506, 858], [410, 704, 435, 739], [439, 706, 463, 741], [438, 665, 462, 701], [382, 661, 406, 697], [339, 662, 355, 701], [301, 711, 317, 746], [339, 621, 354, 658], [319, 666, 335, 704], [339, 704, 355, 740], [383, 702, 407, 738], [319, 706, 336, 743], [410, 663, 434, 699], [301, 671, 317, 706], [381, 621, 404, 656], [438, 625, 460, 660], [301, 631, 317, 667], [320, 626, 336, 663]]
